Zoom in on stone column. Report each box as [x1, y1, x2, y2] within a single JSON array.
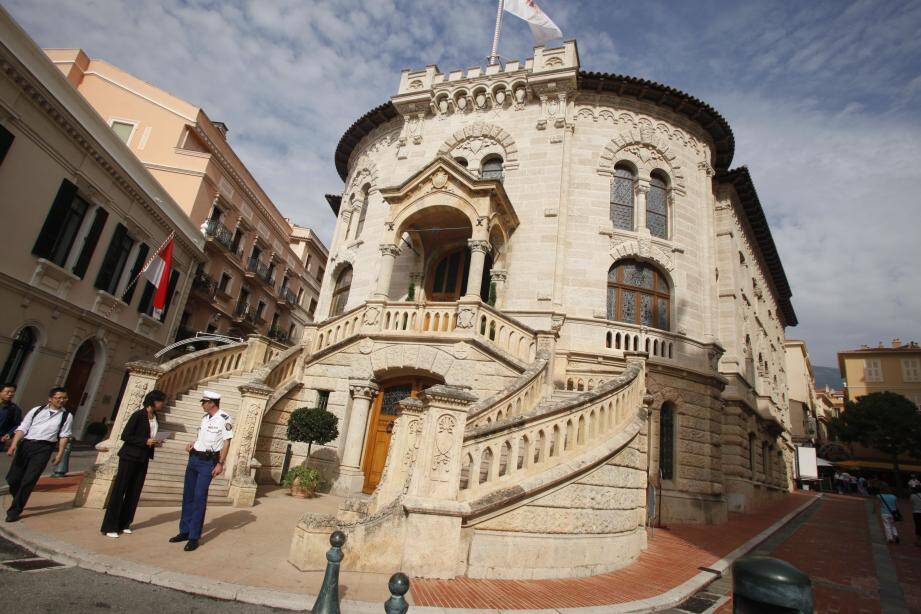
[[409, 272, 425, 303], [463, 239, 491, 301], [402, 384, 477, 578], [74, 361, 164, 508], [488, 269, 507, 307], [369, 396, 424, 512], [243, 334, 271, 370], [228, 382, 272, 507], [636, 182, 650, 233], [374, 244, 401, 299], [330, 380, 378, 495]]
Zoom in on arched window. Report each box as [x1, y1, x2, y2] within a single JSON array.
[[659, 402, 675, 480], [610, 164, 635, 230], [481, 155, 503, 181], [355, 186, 370, 238], [607, 259, 670, 330], [329, 266, 352, 317], [647, 171, 669, 239], [0, 327, 36, 386]]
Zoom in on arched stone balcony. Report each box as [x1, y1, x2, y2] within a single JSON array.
[[375, 156, 519, 304]]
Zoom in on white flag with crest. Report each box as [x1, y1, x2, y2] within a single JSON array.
[[504, 0, 562, 44]]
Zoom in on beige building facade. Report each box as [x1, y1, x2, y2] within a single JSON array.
[[0, 8, 204, 437], [79, 42, 798, 580], [784, 339, 819, 444], [44, 48, 326, 345], [839, 339, 921, 408]]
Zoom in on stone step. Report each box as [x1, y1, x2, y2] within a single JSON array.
[[142, 481, 230, 495], [138, 491, 231, 507]]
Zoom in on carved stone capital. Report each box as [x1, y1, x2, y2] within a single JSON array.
[[350, 381, 379, 400], [379, 244, 401, 258], [419, 384, 477, 406], [125, 361, 166, 378], [467, 239, 492, 254], [238, 383, 273, 398], [489, 269, 508, 283], [635, 183, 651, 195]]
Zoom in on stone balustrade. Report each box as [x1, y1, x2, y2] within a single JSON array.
[[466, 356, 550, 428], [458, 361, 645, 501], [311, 300, 538, 364], [157, 342, 248, 401]]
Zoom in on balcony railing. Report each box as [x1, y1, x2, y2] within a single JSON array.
[[202, 220, 237, 253], [246, 257, 275, 287], [277, 287, 298, 306], [191, 271, 217, 299], [267, 327, 289, 344], [233, 301, 256, 325]]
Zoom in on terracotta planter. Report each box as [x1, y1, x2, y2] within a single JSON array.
[[290, 477, 318, 498]]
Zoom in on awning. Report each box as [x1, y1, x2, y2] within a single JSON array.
[[816, 458, 834, 467], [835, 459, 921, 472]]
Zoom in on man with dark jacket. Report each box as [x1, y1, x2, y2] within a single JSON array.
[[100, 390, 166, 537], [0, 383, 22, 451]]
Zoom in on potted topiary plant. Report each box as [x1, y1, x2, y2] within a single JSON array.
[[284, 406, 339, 496], [283, 466, 322, 498]]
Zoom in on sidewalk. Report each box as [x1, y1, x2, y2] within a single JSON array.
[[0, 477, 825, 612]]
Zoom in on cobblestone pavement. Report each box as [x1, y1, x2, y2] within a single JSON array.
[[0, 534, 288, 614], [713, 493, 920, 614]]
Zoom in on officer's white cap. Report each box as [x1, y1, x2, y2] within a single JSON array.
[[201, 390, 221, 401]]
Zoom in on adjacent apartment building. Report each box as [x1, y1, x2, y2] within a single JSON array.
[[784, 339, 819, 445], [0, 8, 204, 436], [839, 339, 921, 408], [44, 48, 327, 345]]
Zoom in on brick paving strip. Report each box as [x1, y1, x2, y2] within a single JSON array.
[[0, 485, 820, 613]]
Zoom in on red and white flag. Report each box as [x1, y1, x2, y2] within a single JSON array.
[[143, 236, 174, 319], [504, 0, 562, 45]]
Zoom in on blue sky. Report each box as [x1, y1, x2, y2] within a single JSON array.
[[7, 0, 921, 367]]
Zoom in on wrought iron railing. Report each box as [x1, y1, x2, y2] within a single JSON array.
[[234, 301, 256, 324], [267, 327, 289, 343], [191, 271, 217, 299], [246, 257, 275, 286], [203, 220, 236, 253]]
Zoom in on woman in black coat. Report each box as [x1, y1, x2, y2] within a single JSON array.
[[100, 390, 166, 537]]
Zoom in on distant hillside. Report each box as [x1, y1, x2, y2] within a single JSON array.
[[814, 366, 843, 390]]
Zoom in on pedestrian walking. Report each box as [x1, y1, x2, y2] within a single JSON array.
[[909, 474, 920, 491], [848, 473, 858, 494], [168, 390, 232, 552], [4, 387, 73, 522], [0, 383, 22, 452], [876, 486, 901, 544], [857, 475, 868, 497], [911, 485, 921, 548], [100, 390, 166, 538]]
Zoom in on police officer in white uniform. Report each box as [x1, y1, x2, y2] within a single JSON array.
[[169, 390, 232, 551]]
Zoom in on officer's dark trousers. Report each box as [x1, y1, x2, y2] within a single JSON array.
[[5, 439, 55, 516], [101, 459, 148, 533], [179, 455, 215, 541]]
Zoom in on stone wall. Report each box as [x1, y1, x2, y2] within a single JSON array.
[[466, 430, 648, 579]]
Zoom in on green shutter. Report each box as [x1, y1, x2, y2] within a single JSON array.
[[0, 124, 14, 165], [159, 270, 181, 321], [122, 243, 149, 304], [94, 224, 128, 292], [137, 281, 155, 315], [32, 179, 78, 259], [72, 208, 109, 278]]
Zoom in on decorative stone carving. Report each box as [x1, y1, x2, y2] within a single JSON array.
[[233, 401, 262, 479], [550, 314, 565, 333], [467, 239, 491, 254], [379, 244, 401, 258], [350, 383, 378, 400], [431, 414, 457, 478], [359, 337, 375, 354], [456, 306, 476, 329], [489, 269, 508, 284], [610, 236, 675, 272], [432, 170, 448, 189], [452, 342, 469, 360]]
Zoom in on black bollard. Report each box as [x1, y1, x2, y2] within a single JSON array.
[[312, 531, 346, 614], [732, 555, 812, 613], [384, 572, 410, 614]]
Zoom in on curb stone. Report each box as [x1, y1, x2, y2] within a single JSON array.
[[0, 495, 820, 613]]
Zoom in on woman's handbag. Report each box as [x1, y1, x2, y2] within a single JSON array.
[[879, 495, 903, 521]]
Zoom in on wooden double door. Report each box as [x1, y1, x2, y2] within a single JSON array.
[[361, 376, 440, 493]]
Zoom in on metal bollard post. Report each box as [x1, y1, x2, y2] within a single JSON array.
[[51, 440, 73, 477], [732, 555, 812, 613], [312, 531, 346, 614], [384, 572, 410, 614]]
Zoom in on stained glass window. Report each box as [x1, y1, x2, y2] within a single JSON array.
[[381, 385, 413, 416], [606, 259, 670, 331], [647, 174, 668, 239], [659, 403, 675, 480], [610, 166, 635, 230], [330, 266, 352, 316]]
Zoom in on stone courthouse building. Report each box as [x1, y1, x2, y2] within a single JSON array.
[[81, 41, 797, 580]]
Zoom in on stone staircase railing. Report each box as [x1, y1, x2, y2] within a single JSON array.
[[311, 300, 538, 364], [466, 355, 550, 428], [457, 360, 645, 502]]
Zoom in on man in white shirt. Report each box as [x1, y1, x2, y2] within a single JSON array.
[[5, 386, 73, 522], [168, 390, 232, 551]]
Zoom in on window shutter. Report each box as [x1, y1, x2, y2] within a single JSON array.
[[32, 179, 78, 259], [122, 243, 149, 304], [72, 208, 109, 278], [94, 224, 128, 291], [159, 270, 181, 322], [0, 124, 14, 165], [137, 281, 155, 314]]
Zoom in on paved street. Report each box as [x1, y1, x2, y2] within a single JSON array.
[[0, 444, 98, 481], [0, 534, 288, 613]]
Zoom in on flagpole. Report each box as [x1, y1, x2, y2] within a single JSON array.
[[489, 0, 505, 66]]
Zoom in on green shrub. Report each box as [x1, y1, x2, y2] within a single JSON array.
[[286, 406, 339, 460], [282, 465, 322, 491]]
